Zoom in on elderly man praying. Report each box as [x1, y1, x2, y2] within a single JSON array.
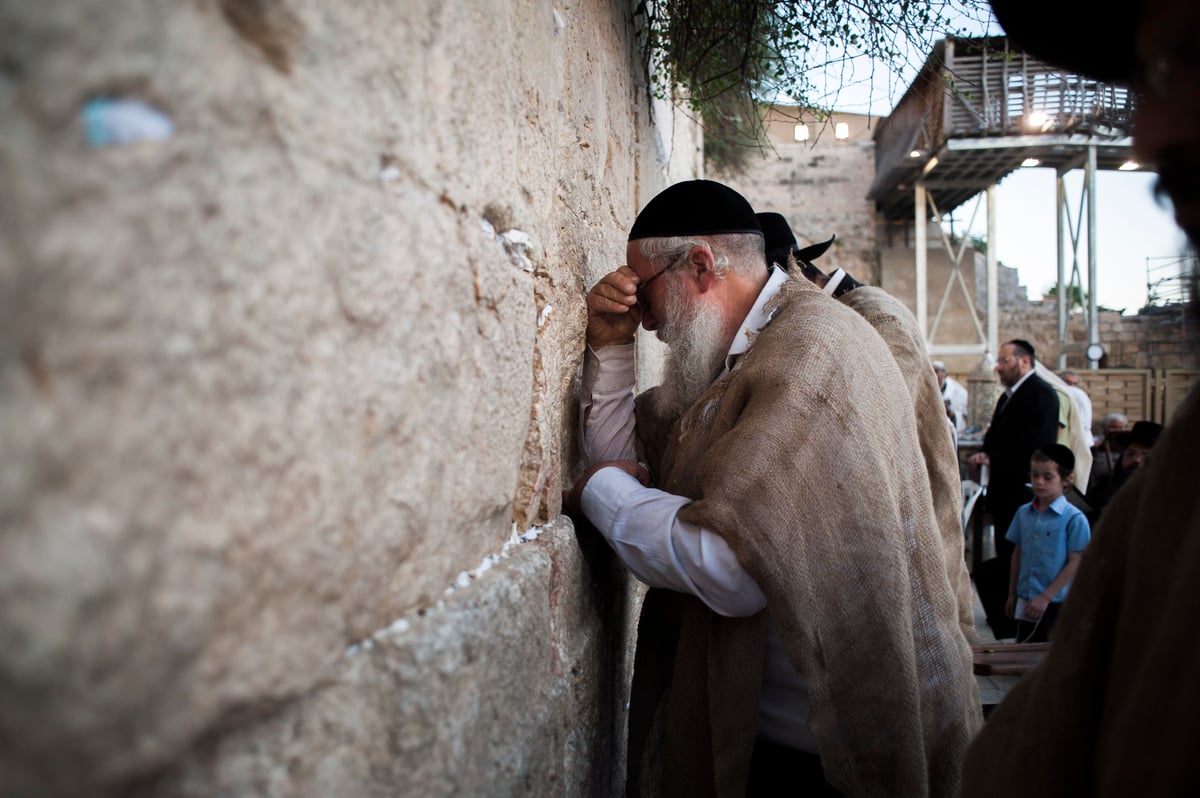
[[567, 180, 979, 796]]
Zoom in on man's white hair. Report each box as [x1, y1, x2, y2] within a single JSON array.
[[638, 234, 765, 279]]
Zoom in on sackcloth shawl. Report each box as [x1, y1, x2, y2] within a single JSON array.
[[627, 276, 980, 796], [837, 286, 978, 644], [961, 382, 1200, 796]]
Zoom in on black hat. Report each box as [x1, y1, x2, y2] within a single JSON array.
[[1006, 338, 1037, 363], [628, 180, 763, 242], [756, 212, 798, 266], [989, 0, 1140, 84], [1113, 420, 1163, 448], [796, 236, 836, 263], [756, 211, 837, 269]]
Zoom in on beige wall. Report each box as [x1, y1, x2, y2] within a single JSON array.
[[0, 1, 698, 795], [720, 106, 879, 281]]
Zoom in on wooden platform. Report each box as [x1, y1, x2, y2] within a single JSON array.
[[972, 642, 1049, 676]]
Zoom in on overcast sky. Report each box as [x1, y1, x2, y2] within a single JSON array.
[[957, 168, 1187, 313]]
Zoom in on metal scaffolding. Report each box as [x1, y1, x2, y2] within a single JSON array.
[[870, 36, 1140, 368]]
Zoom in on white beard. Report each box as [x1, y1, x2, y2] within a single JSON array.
[[653, 286, 730, 419]]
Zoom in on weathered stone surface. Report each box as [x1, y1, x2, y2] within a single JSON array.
[[726, 107, 880, 282], [0, 0, 695, 794], [117, 518, 639, 798]]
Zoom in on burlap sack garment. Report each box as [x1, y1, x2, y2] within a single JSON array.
[[838, 286, 978, 645], [628, 276, 980, 796]]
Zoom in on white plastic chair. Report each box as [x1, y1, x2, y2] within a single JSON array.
[[961, 476, 985, 536]]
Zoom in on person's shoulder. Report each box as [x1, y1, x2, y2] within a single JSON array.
[[1053, 495, 1088, 522], [1028, 372, 1054, 390], [1026, 373, 1060, 402], [838, 288, 925, 353], [767, 275, 879, 341], [751, 283, 904, 394], [839, 285, 911, 318], [1049, 493, 1072, 511]]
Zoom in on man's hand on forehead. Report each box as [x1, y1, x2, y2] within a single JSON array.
[[585, 266, 642, 348]]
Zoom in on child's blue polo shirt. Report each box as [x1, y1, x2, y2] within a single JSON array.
[[1005, 494, 1091, 602]]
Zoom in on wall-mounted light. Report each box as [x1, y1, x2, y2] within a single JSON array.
[[835, 122, 850, 140], [910, 149, 924, 158], [1025, 111, 1050, 130], [794, 124, 810, 142], [1118, 160, 1139, 171], [1021, 157, 1041, 167]]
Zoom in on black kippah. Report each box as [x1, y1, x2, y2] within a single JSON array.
[[1036, 443, 1076, 476], [628, 180, 764, 241]]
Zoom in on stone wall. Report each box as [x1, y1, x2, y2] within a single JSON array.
[[881, 228, 1194, 373], [0, 1, 698, 795], [999, 301, 1196, 371]]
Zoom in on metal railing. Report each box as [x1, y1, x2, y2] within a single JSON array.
[[873, 36, 1135, 192]]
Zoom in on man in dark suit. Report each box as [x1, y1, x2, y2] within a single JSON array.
[[969, 339, 1060, 637]]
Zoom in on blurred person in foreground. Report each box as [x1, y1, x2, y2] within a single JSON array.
[[964, 0, 1200, 793], [568, 181, 980, 795]]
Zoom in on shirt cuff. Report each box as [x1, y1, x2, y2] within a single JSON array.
[[579, 465, 643, 531]]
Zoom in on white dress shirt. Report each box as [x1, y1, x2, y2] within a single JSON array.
[[943, 376, 969, 433]]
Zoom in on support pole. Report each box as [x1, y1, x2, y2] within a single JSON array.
[[1057, 171, 1068, 369], [1087, 145, 1100, 370], [987, 183, 998, 358], [916, 183, 928, 342]]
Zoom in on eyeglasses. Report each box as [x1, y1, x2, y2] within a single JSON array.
[[996, 356, 1018, 365], [635, 254, 687, 314]]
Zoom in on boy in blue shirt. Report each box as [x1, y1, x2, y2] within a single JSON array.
[[1005, 443, 1091, 642]]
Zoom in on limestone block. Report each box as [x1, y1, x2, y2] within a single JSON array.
[[118, 518, 637, 798]]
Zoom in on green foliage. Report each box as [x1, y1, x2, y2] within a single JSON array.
[[1045, 283, 1117, 313], [1045, 283, 1086, 308], [634, 0, 990, 172]]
